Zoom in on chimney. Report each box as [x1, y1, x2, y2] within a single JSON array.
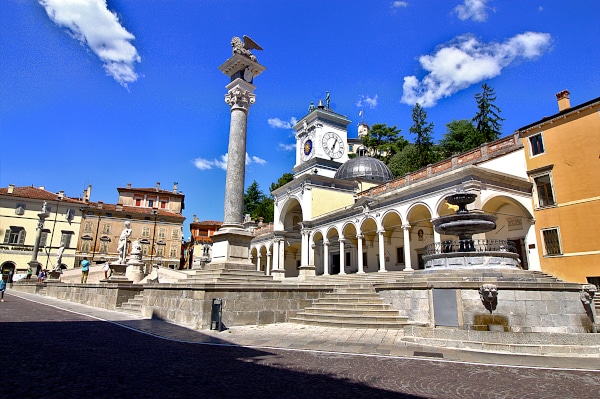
[[126, 182, 132, 189], [556, 90, 571, 112], [156, 182, 161, 191], [7, 184, 14, 194], [58, 190, 64, 200], [39, 186, 45, 190], [173, 182, 178, 194], [193, 214, 198, 223], [116, 203, 123, 211], [97, 201, 103, 209]]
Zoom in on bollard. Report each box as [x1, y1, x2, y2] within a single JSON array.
[[210, 298, 223, 331]]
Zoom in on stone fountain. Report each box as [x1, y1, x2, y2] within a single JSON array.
[[423, 191, 520, 269]]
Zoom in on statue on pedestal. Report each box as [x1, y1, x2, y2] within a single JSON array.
[[116, 221, 132, 264], [231, 35, 262, 62], [53, 243, 65, 272]]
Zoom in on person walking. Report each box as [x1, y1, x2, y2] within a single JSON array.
[[0, 274, 7, 302], [80, 257, 90, 284]]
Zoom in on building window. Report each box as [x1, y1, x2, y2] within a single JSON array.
[[156, 245, 165, 257], [102, 223, 111, 234], [81, 239, 91, 253], [99, 240, 109, 253], [148, 199, 154, 208], [541, 227, 562, 256], [171, 229, 179, 239], [533, 173, 556, 207], [61, 231, 74, 248], [161, 201, 167, 209], [83, 221, 94, 233], [4, 227, 26, 245], [529, 133, 545, 156], [135, 198, 141, 206], [142, 244, 149, 255], [40, 229, 51, 247], [170, 246, 177, 258], [158, 228, 166, 239], [142, 227, 151, 238]]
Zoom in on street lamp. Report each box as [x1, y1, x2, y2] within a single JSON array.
[[149, 208, 158, 272]]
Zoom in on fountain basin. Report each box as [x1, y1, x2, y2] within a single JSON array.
[[433, 213, 497, 240]]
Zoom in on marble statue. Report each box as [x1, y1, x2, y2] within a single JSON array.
[[231, 35, 262, 62], [53, 243, 65, 272], [116, 221, 132, 264]]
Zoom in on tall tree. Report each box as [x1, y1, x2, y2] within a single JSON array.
[[269, 173, 294, 193], [243, 181, 266, 219], [361, 124, 408, 163], [387, 144, 419, 177], [472, 83, 504, 143], [410, 103, 436, 168], [438, 119, 482, 157]]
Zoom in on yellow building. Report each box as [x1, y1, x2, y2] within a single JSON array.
[[518, 90, 600, 284], [0, 185, 86, 276]]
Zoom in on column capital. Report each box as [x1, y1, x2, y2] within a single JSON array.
[[401, 224, 411, 230], [225, 86, 255, 111]]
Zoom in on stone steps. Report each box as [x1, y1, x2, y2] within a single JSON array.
[[118, 293, 144, 315], [178, 269, 276, 284], [290, 284, 413, 329]]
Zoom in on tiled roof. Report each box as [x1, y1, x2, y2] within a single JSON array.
[[85, 201, 185, 221], [0, 186, 86, 205], [117, 187, 184, 197], [191, 220, 223, 226]]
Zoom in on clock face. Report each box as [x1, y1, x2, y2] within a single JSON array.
[[321, 132, 344, 159], [301, 138, 314, 161]]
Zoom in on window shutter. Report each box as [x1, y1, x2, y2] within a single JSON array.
[[18, 230, 26, 245], [3, 230, 10, 244]]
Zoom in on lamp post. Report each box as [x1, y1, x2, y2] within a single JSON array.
[[149, 209, 158, 273]]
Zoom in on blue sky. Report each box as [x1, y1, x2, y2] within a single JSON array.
[[2, 0, 599, 237]]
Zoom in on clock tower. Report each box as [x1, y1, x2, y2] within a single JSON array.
[[293, 99, 350, 178]]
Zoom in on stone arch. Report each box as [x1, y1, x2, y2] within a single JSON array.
[[405, 202, 434, 270], [481, 194, 536, 270], [381, 210, 404, 270], [277, 196, 304, 232]]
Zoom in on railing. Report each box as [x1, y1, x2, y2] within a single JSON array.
[[424, 239, 517, 256]]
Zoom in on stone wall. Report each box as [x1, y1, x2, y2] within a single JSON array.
[[141, 285, 330, 330], [378, 285, 592, 333]]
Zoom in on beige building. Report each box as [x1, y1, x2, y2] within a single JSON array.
[[77, 182, 186, 269], [0, 185, 86, 276], [518, 91, 600, 284]]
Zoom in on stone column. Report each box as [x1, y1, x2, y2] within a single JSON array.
[[28, 204, 48, 275], [357, 234, 365, 274], [402, 224, 414, 271], [266, 250, 272, 276], [211, 53, 265, 269], [377, 230, 387, 273], [339, 238, 346, 275], [323, 240, 330, 276], [256, 254, 262, 273], [300, 230, 308, 266]]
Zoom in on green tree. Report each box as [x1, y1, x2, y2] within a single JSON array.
[[387, 144, 419, 177], [438, 119, 482, 158], [361, 124, 408, 163], [269, 173, 294, 193], [472, 83, 504, 143], [243, 181, 266, 219], [409, 103, 436, 168]]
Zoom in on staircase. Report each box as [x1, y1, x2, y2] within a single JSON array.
[[177, 268, 278, 284], [118, 293, 144, 315], [290, 284, 413, 329]]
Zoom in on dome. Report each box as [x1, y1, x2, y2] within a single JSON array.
[[334, 156, 394, 183]]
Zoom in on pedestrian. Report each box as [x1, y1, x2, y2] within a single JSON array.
[[8, 270, 14, 288], [26, 266, 32, 280], [80, 257, 90, 284], [0, 274, 7, 302], [37, 269, 46, 283], [102, 260, 110, 280]]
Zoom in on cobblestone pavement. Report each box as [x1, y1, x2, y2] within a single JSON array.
[[1, 292, 599, 399]]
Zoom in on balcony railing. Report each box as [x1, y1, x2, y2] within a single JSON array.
[[424, 239, 517, 256]]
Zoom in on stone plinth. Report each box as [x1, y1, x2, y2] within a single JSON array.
[[105, 263, 132, 284], [297, 265, 316, 281], [126, 262, 145, 284], [271, 269, 286, 280], [209, 228, 254, 270], [424, 252, 520, 270]]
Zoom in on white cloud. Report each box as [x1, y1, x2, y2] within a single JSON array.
[[268, 117, 297, 129], [391, 1, 408, 9], [193, 153, 267, 171], [401, 32, 552, 107], [39, 0, 141, 87], [279, 143, 296, 151], [453, 0, 489, 22], [356, 94, 379, 109]]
